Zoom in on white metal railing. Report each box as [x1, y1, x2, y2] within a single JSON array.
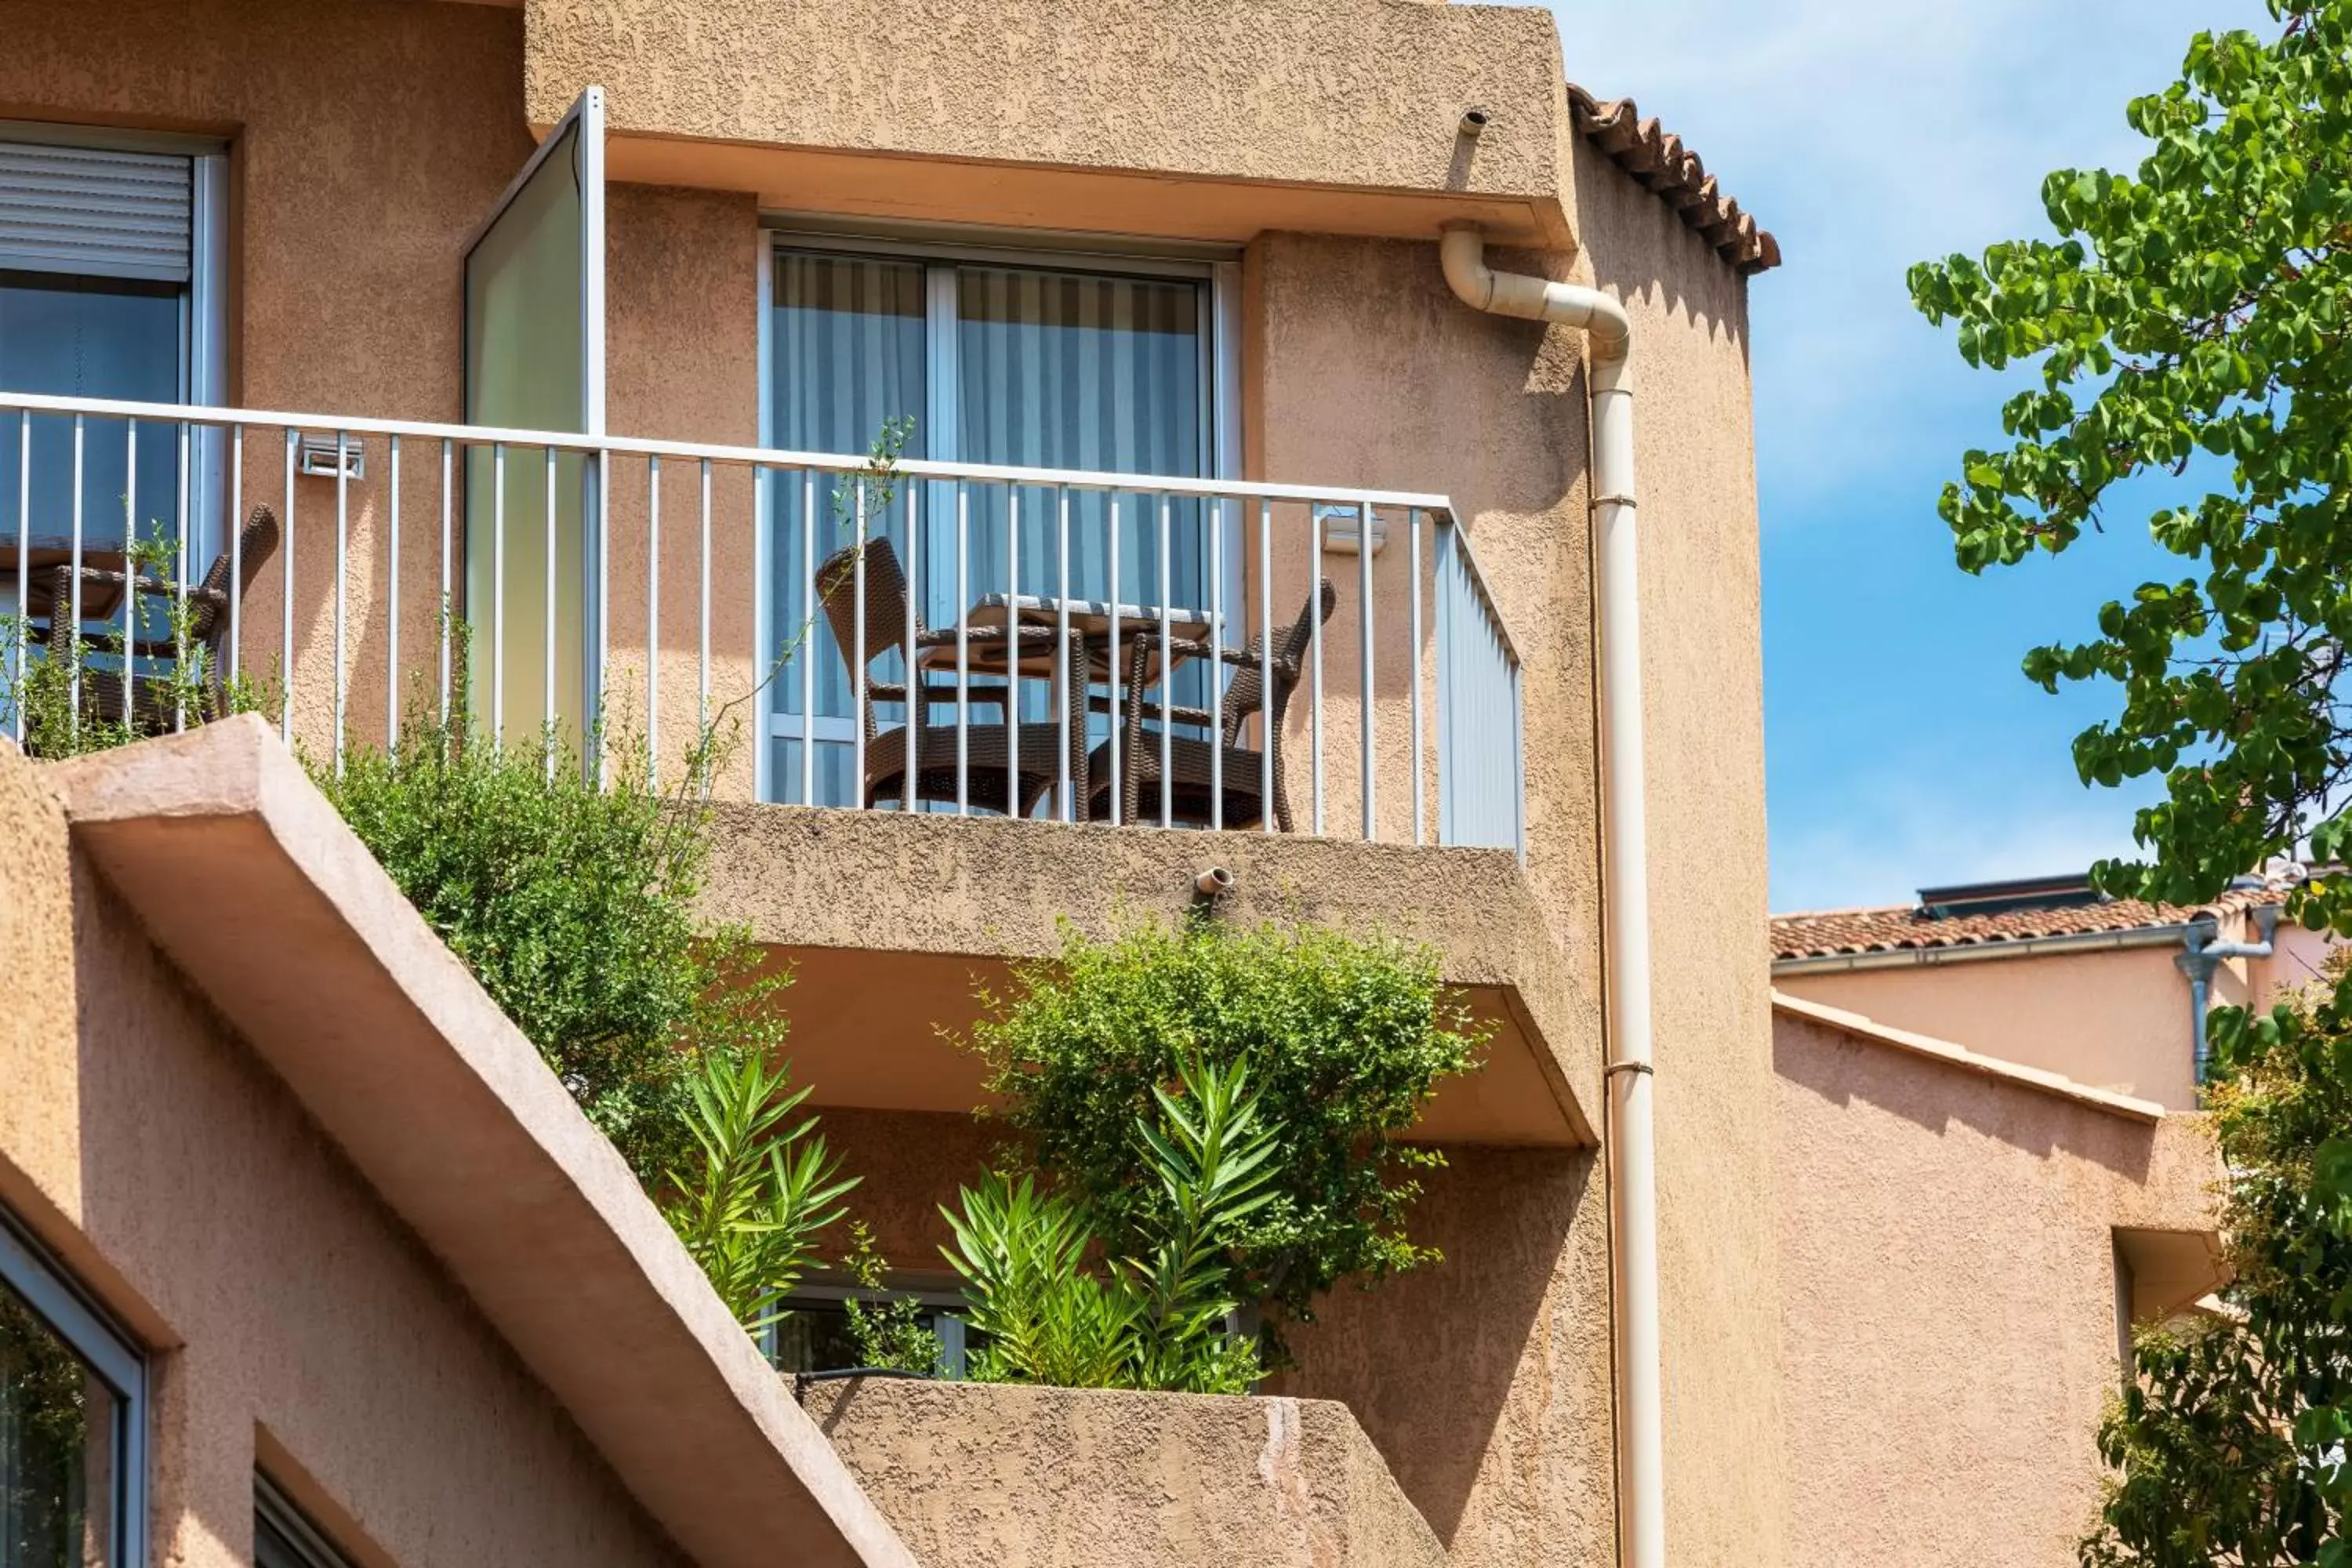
[[0, 390, 1525, 855]]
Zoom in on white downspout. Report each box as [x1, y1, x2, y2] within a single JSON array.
[[1439, 223, 1663, 1568]]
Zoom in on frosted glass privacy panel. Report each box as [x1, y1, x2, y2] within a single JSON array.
[[463, 102, 601, 753]]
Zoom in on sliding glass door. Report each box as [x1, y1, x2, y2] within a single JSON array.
[[764, 238, 1222, 808]]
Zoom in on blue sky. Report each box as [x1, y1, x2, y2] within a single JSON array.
[[1544, 1, 2276, 911]]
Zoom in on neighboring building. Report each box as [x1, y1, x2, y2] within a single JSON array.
[[0, 5, 2215, 1568], [1769, 874, 2276, 1564], [1775, 870, 2321, 1111]]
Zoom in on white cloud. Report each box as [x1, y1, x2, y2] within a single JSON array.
[[1768, 774, 2151, 913]]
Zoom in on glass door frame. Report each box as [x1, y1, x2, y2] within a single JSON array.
[[752, 218, 1244, 807]]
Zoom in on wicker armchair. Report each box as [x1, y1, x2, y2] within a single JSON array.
[[29, 504, 281, 742], [1087, 578, 1336, 832], [813, 537, 1090, 817]]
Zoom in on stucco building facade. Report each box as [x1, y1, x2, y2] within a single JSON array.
[[0, 3, 2216, 1567]]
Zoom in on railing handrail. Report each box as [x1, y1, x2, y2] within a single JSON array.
[[0, 390, 1457, 516]]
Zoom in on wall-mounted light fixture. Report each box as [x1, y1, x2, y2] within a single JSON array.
[[1315, 502, 1388, 557]]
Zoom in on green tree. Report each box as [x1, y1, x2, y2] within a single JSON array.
[[964, 918, 1482, 1362], [1911, 5, 2352, 1559]]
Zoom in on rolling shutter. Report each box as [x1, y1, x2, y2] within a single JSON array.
[[0, 141, 192, 282]]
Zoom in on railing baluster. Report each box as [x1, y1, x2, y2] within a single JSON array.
[[799, 468, 815, 808], [901, 480, 919, 813], [955, 482, 969, 817], [1055, 485, 1071, 822], [280, 426, 293, 742], [437, 437, 452, 731], [228, 424, 242, 691], [543, 444, 557, 781], [594, 446, 608, 784], [1209, 495, 1224, 833], [1258, 497, 1272, 837], [698, 456, 710, 736], [1157, 493, 1172, 830], [1107, 495, 1121, 828], [121, 418, 136, 730], [852, 481, 869, 811], [491, 441, 505, 750], [334, 430, 350, 771], [174, 417, 189, 734], [1006, 487, 1019, 819], [68, 415, 82, 742], [1359, 500, 1375, 841], [387, 434, 401, 747], [13, 414, 29, 743], [647, 453, 661, 790], [1409, 507, 1425, 847], [1310, 499, 1325, 837]]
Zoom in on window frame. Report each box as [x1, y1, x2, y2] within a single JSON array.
[[761, 1279, 974, 1378], [254, 1471, 356, 1568], [0, 1207, 147, 1568], [0, 118, 230, 564], [752, 218, 1243, 806]]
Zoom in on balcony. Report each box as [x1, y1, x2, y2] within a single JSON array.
[[1, 391, 1582, 1149]]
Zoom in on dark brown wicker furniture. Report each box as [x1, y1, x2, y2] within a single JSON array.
[[813, 537, 1091, 816], [1086, 578, 1336, 832], [27, 504, 281, 741]]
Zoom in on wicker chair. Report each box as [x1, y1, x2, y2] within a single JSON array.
[[1086, 578, 1336, 832], [28, 504, 281, 742], [813, 537, 1091, 816]]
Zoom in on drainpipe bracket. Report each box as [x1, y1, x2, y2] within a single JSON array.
[[1603, 1059, 1655, 1079], [1589, 493, 1639, 511]]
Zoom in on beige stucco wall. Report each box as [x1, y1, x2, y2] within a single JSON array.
[[802, 1380, 1444, 1568], [0, 739, 685, 1568], [1778, 947, 2199, 1111], [1566, 122, 1786, 1563], [525, 0, 1570, 244], [1774, 1004, 2220, 1566]]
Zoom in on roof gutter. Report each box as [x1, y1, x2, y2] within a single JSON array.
[[1772, 923, 2201, 978], [1439, 224, 1661, 1568]]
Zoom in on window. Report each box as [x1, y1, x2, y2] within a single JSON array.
[[757, 227, 1239, 808], [0, 1212, 144, 1568], [763, 1284, 971, 1379], [253, 1475, 352, 1568], [0, 128, 227, 733]]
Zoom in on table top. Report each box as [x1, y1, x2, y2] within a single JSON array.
[[2, 535, 134, 619], [915, 593, 1221, 685]]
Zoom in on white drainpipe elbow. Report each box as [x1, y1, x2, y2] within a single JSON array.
[[1439, 222, 1661, 1568]]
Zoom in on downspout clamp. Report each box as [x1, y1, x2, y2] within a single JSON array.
[[1439, 224, 1663, 1568], [2176, 904, 2280, 1085]]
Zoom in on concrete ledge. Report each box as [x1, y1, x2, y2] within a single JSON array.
[[1772, 989, 2165, 1123], [802, 1378, 1446, 1568], [527, 0, 1571, 245], [701, 800, 1598, 1146], [43, 717, 914, 1568]]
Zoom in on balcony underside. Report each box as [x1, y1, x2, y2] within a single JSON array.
[[699, 801, 1597, 1148]]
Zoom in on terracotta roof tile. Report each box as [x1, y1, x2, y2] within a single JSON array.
[[1567, 83, 1781, 276], [1770, 882, 2288, 963]]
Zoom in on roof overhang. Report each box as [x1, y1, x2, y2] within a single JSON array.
[[43, 717, 913, 1568]]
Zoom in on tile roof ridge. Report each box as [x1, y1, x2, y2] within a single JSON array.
[[1566, 82, 1781, 276]]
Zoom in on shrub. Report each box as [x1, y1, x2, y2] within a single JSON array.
[[942, 1054, 1276, 1394], [314, 702, 779, 1188], [660, 1046, 855, 1334], [965, 917, 1483, 1360]]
